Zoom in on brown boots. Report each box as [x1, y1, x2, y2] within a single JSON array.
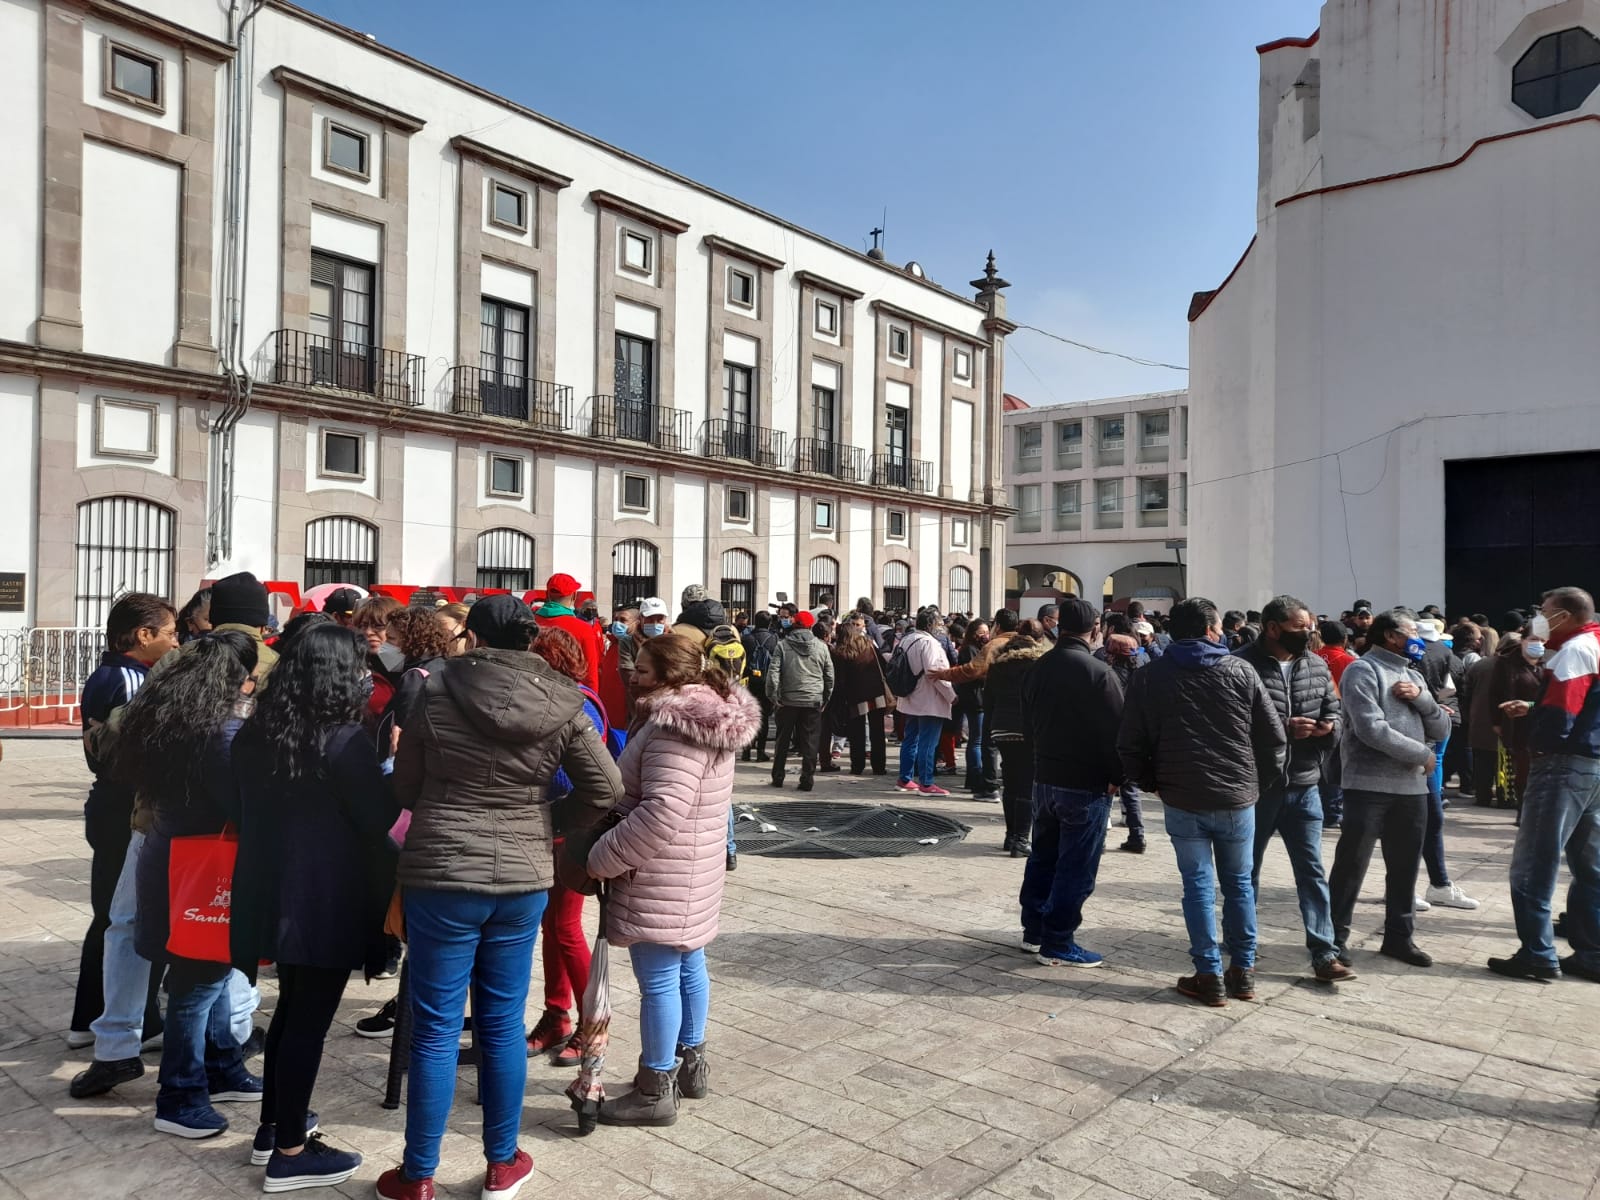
[[598, 1059, 681, 1128]]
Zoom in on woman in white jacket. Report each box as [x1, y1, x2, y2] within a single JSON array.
[[894, 611, 958, 796]]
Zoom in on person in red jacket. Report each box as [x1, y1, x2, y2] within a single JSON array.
[[1315, 619, 1358, 686], [536, 573, 604, 692]]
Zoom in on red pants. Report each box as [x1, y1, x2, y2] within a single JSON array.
[[938, 729, 958, 770], [541, 875, 590, 1014]]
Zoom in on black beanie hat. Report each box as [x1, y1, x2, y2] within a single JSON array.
[[1059, 598, 1100, 635], [465, 593, 536, 649], [209, 571, 271, 628]]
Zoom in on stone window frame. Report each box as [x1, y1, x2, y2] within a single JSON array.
[[592, 192, 688, 419], [322, 118, 371, 182], [796, 272, 863, 455], [620, 229, 653, 276], [621, 471, 651, 513], [813, 498, 836, 533], [886, 507, 908, 542], [951, 515, 970, 549], [887, 323, 912, 364], [726, 264, 757, 313], [952, 345, 972, 383], [488, 180, 529, 234], [726, 485, 752, 524], [102, 38, 164, 114], [92, 395, 160, 461], [318, 427, 367, 481], [487, 452, 525, 499], [703, 236, 783, 433], [814, 297, 838, 338]]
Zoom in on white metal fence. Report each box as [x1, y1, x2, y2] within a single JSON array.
[[0, 627, 104, 724]]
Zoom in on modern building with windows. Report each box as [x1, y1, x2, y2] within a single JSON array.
[[1189, 1, 1600, 616], [0, 0, 1014, 630], [1003, 390, 1188, 609]]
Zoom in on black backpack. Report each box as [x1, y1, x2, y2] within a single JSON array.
[[748, 631, 775, 681], [884, 640, 923, 698]]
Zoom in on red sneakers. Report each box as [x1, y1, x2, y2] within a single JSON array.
[[376, 1167, 435, 1200], [482, 1149, 534, 1200], [525, 1008, 572, 1054], [552, 1032, 583, 1068]]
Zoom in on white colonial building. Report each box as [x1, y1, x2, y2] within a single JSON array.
[[1003, 391, 1189, 609], [0, 0, 1014, 630], [1189, 0, 1600, 617]]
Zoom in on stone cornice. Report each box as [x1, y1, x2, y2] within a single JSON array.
[[869, 300, 984, 348], [793, 270, 865, 302], [702, 235, 784, 273], [450, 136, 573, 192], [74, 0, 235, 61], [269, 66, 426, 133], [588, 190, 690, 235]]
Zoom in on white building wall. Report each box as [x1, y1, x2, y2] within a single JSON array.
[[949, 400, 973, 501], [215, 409, 279, 581], [846, 500, 872, 606], [0, 374, 38, 628], [81, 142, 180, 365], [400, 435, 456, 586], [767, 490, 797, 604], [918, 332, 943, 494], [917, 510, 939, 609], [0, 0, 41, 345], [550, 458, 595, 589], [671, 476, 707, 600]]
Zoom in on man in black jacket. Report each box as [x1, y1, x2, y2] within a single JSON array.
[[1238, 595, 1353, 984], [1120, 597, 1286, 1007], [1019, 598, 1124, 968]]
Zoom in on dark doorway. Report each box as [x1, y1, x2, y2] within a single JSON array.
[[1444, 451, 1600, 619]]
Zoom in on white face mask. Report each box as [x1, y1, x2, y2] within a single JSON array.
[[1530, 613, 1551, 641], [1523, 639, 1545, 661]]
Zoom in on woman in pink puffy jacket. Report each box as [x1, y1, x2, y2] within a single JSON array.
[[587, 633, 760, 1129]]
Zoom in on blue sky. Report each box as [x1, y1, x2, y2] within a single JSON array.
[[301, 0, 1323, 402]]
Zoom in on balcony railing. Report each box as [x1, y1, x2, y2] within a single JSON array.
[[701, 419, 788, 468], [793, 438, 868, 483], [869, 453, 933, 493], [272, 329, 424, 406], [446, 367, 572, 432], [589, 395, 694, 453]]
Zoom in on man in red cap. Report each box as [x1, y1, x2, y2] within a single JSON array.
[[537, 572, 604, 691]]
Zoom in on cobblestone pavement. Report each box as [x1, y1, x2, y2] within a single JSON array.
[[2, 738, 1599, 1200]]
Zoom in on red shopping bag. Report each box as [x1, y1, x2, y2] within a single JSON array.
[[166, 830, 238, 963]]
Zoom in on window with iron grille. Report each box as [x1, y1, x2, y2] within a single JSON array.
[[808, 555, 839, 611], [883, 560, 911, 614], [611, 538, 658, 610], [75, 496, 175, 629], [305, 516, 378, 589], [949, 566, 973, 615], [476, 528, 534, 592], [721, 547, 756, 615]]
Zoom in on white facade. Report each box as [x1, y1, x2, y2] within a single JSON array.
[[1004, 391, 1189, 605], [0, 0, 1014, 630], [1189, 1, 1600, 616]]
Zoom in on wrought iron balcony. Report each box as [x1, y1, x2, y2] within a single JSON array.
[[588, 395, 694, 453], [869, 453, 933, 493], [272, 329, 424, 406], [446, 367, 572, 433], [793, 438, 868, 483], [701, 419, 788, 468]]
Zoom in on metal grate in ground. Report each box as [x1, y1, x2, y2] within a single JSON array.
[[733, 800, 970, 858]]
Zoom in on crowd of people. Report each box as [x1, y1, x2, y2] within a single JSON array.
[[56, 566, 1600, 1195]]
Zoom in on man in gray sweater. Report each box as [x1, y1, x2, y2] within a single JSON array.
[[1327, 607, 1453, 967]]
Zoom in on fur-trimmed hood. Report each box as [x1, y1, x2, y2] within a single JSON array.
[[991, 637, 1049, 666], [637, 682, 761, 751]]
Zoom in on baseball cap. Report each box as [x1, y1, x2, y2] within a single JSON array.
[[545, 573, 581, 597], [1133, 620, 1155, 637], [465, 593, 536, 647], [794, 611, 816, 629], [640, 597, 668, 619], [682, 583, 709, 604], [323, 586, 363, 616]]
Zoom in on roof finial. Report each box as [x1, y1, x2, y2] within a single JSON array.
[[970, 250, 1009, 295]]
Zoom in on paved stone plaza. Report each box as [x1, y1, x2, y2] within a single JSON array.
[[2, 738, 1598, 1199]]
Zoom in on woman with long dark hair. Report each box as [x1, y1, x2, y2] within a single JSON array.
[[177, 587, 213, 643], [587, 635, 760, 1128], [378, 596, 622, 1200], [120, 632, 259, 1140], [985, 621, 1049, 856], [828, 618, 892, 775], [955, 620, 996, 798], [230, 623, 398, 1191]]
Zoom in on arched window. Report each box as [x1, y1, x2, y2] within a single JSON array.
[[949, 565, 973, 615], [75, 497, 175, 629], [720, 547, 756, 616], [807, 555, 839, 610], [305, 516, 377, 589], [883, 560, 911, 614], [611, 538, 658, 609], [477, 528, 535, 592]]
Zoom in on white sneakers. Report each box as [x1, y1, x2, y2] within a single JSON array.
[[1414, 894, 1431, 913], [1425, 882, 1480, 910]]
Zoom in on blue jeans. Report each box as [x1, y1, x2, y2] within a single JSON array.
[[157, 964, 245, 1119], [1165, 807, 1257, 975], [727, 808, 736, 856], [1019, 785, 1111, 954], [1423, 735, 1451, 887], [898, 715, 942, 788], [1321, 784, 1344, 825], [402, 888, 547, 1180], [629, 943, 711, 1071], [1251, 784, 1338, 965], [1121, 782, 1145, 836], [91, 830, 154, 1061], [963, 708, 992, 789], [227, 969, 259, 1046], [1510, 755, 1600, 971]]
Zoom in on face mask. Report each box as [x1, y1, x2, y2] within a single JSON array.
[[1531, 612, 1564, 641], [641, 622, 666, 638], [780, 618, 792, 629], [1403, 636, 1427, 663], [1278, 630, 1310, 656], [1523, 639, 1545, 661], [610, 621, 628, 636]]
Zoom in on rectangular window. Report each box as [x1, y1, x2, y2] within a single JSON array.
[[888, 325, 911, 363], [1058, 420, 1082, 449], [1099, 417, 1125, 449], [812, 385, 836, 444], [323, 120, 370, 180], [309, 252, 376, 391], [727, 267, 755, 309], [1140, 412, 1170, 446], [1141, 477, 1169, 510], [1015, 484, 1041, 533], [490, 182, 528, 233], [814, 499, 834, 531], [621, 473, 650, 512], [621, 230, 652, 274], [1018, 425, 1042, 458], [815, 299, 838, 336], [1098, 479, 1123, 512], [488, 454, 523, 498], [887, 510, 907, 540], [951, 516, 969, 548], [952, 347, 972, 382], [727, 487, 751, 522], [1056, 481, 1081, 514], [104, 42, 162, 111], [723, 363, 754, 426], [320, 429, 364, 479], [479, 297, 530, 418]]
